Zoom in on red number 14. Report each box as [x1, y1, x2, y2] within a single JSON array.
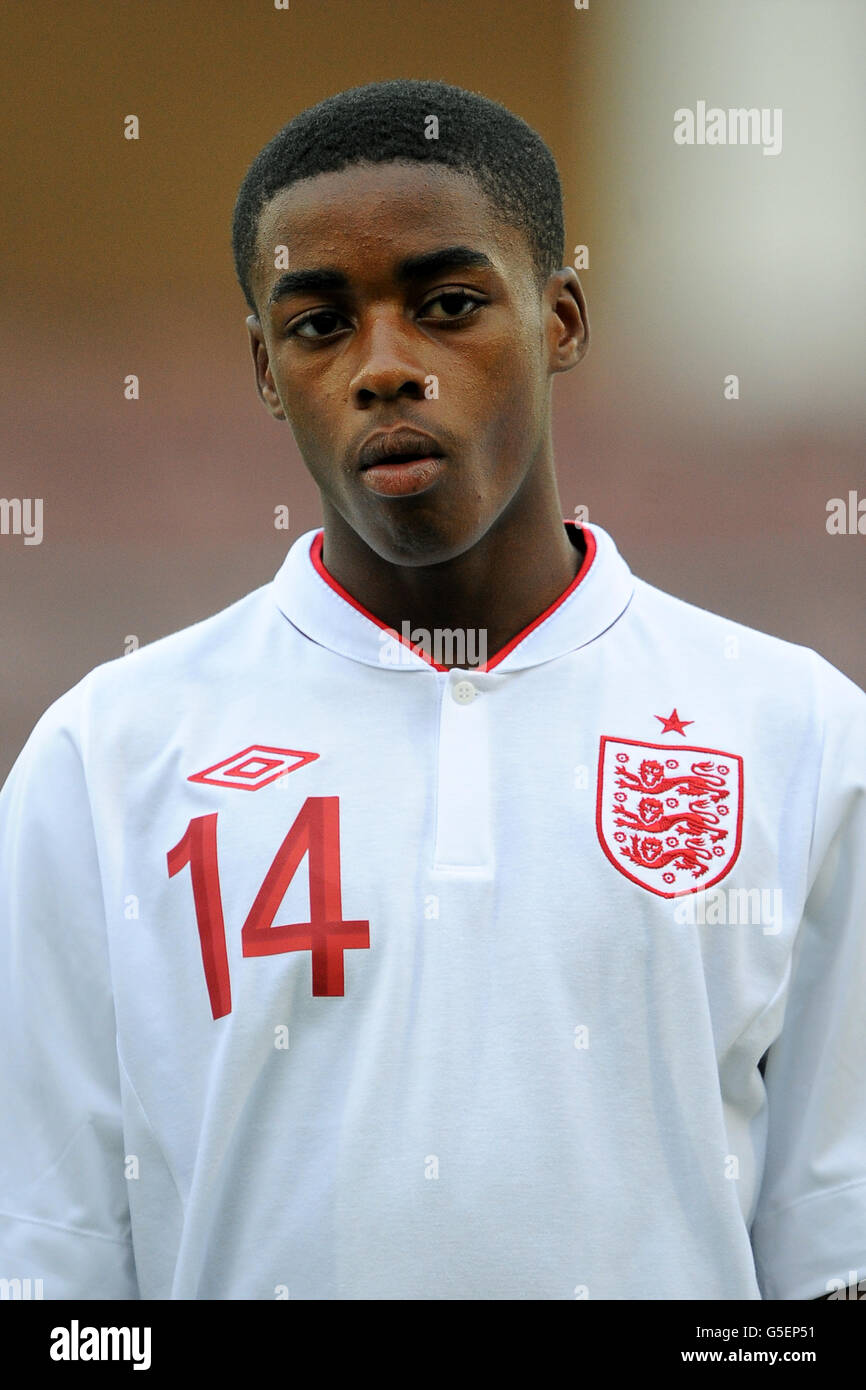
[[167, 796, 370, 1019]]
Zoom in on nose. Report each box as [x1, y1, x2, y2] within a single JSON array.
[[348, 310, 429, 405]]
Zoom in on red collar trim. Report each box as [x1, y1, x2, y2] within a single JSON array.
[[308, 522, 597, 673]]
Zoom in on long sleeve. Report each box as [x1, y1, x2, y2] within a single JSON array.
[[0, 685, 139, 1298], [750, 654, 866, 1300]]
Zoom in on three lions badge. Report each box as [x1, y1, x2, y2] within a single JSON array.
[[596, 737, 743, 897]]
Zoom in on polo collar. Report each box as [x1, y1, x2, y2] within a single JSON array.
[[272, 521, 635, 672]]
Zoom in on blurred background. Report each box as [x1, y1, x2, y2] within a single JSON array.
[[1, 0, 864, 778]]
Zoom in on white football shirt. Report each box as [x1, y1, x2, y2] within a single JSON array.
[[1, 520, 864, 1300]]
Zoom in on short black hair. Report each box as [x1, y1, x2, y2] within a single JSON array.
[[231, 78, 565, 316]]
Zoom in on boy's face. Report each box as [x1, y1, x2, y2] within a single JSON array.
[[246, 159, 586, 565]]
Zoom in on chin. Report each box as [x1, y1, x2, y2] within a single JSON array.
[[366, 510, 477, 567]]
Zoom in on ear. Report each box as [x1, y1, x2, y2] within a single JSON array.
[[545, 268, 589, 374], [246, 315, 287, 421]]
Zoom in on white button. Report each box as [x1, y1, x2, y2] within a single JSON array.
[[452, 680, 477, 705]]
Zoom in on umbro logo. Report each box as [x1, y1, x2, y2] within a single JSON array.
[[188, 744, 319, 791]]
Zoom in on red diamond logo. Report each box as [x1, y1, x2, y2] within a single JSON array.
[[188, 744, 319, 791]]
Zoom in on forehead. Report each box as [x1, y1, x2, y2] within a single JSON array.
[[251, 160, 535, 298]]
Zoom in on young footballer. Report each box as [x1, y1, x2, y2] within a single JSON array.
[[1, 79, 864, 1301]]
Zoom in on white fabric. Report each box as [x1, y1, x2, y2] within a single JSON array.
[[0, 522, 864, 1300]]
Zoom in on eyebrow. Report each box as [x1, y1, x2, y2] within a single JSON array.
[[266, 245, 496, 308]]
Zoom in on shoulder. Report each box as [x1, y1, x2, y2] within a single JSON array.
[[7, 579, 282, 775], [630, 574, 866, 716], [625, 577, 866, 845]]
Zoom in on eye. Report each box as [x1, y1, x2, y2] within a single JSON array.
[[288, 310, 346, 339], [420, 290, 485, 322]]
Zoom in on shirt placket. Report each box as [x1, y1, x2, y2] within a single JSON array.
[[432, 670, 494, 870]]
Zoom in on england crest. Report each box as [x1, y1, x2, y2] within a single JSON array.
[[596, 737, 743, 897]]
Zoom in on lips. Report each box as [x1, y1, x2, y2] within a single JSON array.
[[357, 426, 445, 472]]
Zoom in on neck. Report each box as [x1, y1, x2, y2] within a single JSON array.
[[318, 473, 583, 670]]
